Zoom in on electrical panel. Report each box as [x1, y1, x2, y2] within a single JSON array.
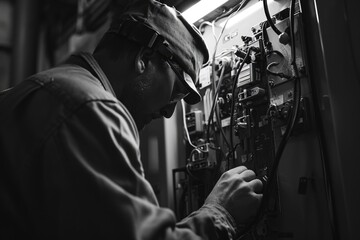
[[173, 0, 333, 239]]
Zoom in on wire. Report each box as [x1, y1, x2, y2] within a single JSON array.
[[263, 0, 282, 35], [199, 21, 218, 43], [289, 0, 297, 69], [342, 0, 360, 85], [198, 21, 213, 33], [261, 21, 272, 51], [204, 0, 249, 154], [269, 0, 300, 218], [209, 0, 249, 100], [209, 0, 247, 136], [266, 49, 285, 58], [225, 143, 240, 169], [266, 50, 292, 79], [317, 132, 339, 239], [266, 62, 292, 79], [263, 0, 301, 222], [186, 146, 211, 181], [216, 49, 236, 58], [229, 50, 251, 163], [206, 66, 230, 150], [181, 100, 197, 149], [214, 0, 247, 44], [238, 0, 301, 237], [214, 0, 251, 23]]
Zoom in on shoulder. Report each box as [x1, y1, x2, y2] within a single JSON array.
[[79, 99, 140, 142], [33, 64, 114, 106], [56, 94, 142, 175], [31, 64, 139, 139]]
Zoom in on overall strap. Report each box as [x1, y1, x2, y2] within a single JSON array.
[[79, 52, 117, 98]]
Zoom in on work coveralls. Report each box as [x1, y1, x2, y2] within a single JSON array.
[[0, 53, 237, 239]]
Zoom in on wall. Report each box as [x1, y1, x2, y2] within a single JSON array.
[[140, 104, 186, 210], [301, 0, 360, 239], [0, 0, 12, 91]]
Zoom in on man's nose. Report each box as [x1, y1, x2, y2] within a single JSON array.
[[160, 102, 177, 118]]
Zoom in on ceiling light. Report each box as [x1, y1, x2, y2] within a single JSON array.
[[219, 0, 277, 28], [182, 0, 229, 24]]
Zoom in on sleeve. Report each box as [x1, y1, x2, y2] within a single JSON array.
[[40, 100, 237, 240]]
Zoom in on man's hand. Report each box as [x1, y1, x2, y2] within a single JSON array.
[[204, 166, 263, 226]]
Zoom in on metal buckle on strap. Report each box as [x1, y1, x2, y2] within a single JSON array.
[[148, 32, 159, 48], [108, 19, 179, 70]]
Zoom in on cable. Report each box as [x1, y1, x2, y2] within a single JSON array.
[[206, 66, 230, 150], [266, 62, 292, 79], [317, 133, 339, 239], [204, 0, 249, 153], [225, 143, 240, 170], [263, 0, 291, 45], [199, 21, 218, 43], [342, 0, 360, 85], [263, 0, 282, 35], [214, 0, 248, 44], [263, 0, 301, 223], [206, 59, 232, 142], [229, 50, 251, 163], [269, 0, 300, 220], [186, 146, 212, 181], [214, 0, 251, 23], [209, 0, 249, 99], [289, 0, 297, 69], [216, 49, 236, 59], [261, 0, 301, 195], [181, 100, 197, 149], [198, 21, 212, 34], [237, 0, 301, 237], [209, 0, 247, 132], [261, 21, 272, 51]]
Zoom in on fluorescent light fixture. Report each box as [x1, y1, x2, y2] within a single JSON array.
[[182, 0, 229, 24], [219, 0, 276, 28]]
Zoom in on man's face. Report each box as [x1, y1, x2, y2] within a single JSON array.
[[120, 53, 189, 130]]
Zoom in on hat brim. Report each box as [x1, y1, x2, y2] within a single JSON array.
[[182, 71, 202, 105]]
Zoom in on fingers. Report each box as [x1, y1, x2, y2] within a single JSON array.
[[238, 169, 263, 194], [224, 166, 263, 193], [248, 178, 263, 194], [227, 165, 247, 175], [229, 167, 264, 193], [239, 169, 256, 182]]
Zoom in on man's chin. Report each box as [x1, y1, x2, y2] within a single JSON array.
[[135, 121, 145, 131], [135, 117, 152, 131], [138, 123, 146, 131], [134, 111, 165, 131]]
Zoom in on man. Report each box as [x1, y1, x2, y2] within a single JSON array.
[[0, 0, 263, 239]]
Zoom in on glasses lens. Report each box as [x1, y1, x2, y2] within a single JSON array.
[[166, 60, 190, 103]]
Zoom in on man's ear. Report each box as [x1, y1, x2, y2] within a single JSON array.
[[135, 47, 154, 74]]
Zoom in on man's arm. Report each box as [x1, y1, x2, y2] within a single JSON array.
[[40, 100, 261, 239]]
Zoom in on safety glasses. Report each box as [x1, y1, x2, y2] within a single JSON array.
[[165, 59, 191, 104]]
